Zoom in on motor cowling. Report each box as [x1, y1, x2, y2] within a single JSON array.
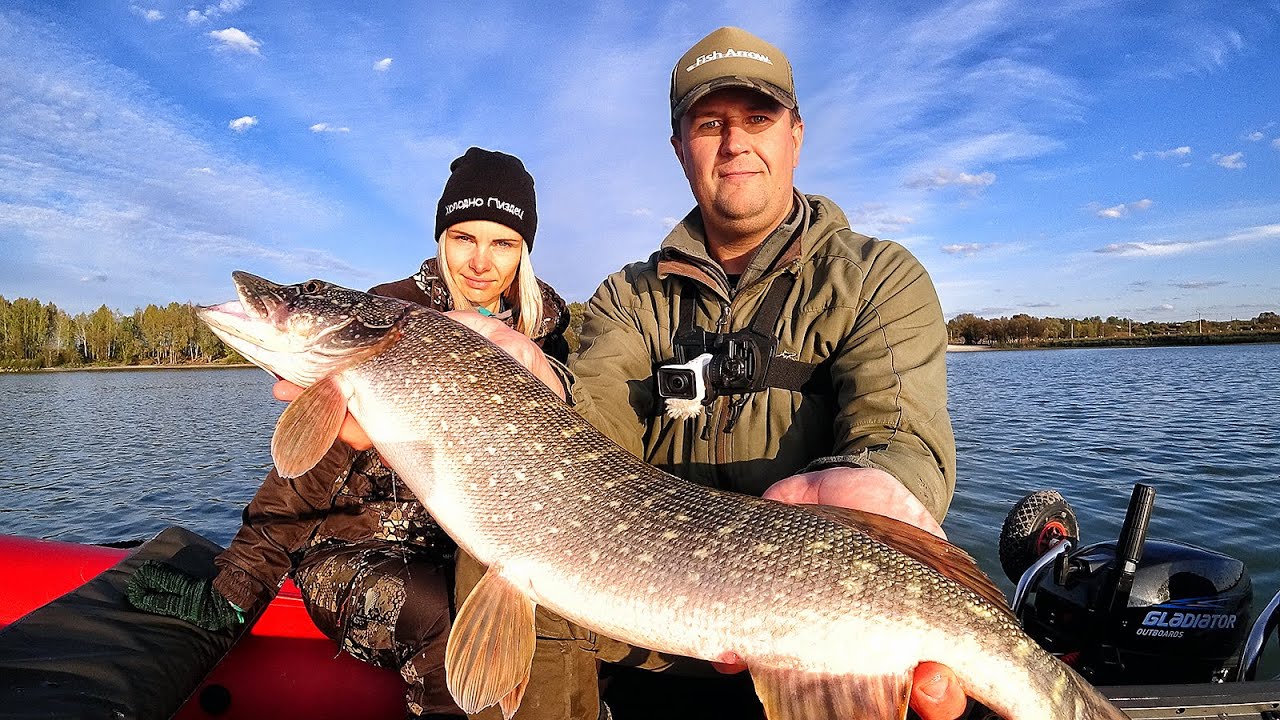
[[1019, 538, 1253, 685]]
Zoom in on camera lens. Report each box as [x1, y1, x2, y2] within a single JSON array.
[[657, 367, 698, 400]]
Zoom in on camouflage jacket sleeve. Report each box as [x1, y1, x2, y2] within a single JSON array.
[[212, 441, 358, 613], [810, 238, 956, 521]]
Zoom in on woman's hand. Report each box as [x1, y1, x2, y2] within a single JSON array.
[[273, 380, 373, 451]]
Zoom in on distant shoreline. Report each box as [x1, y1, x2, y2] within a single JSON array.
[[2, 363, 255, 374]]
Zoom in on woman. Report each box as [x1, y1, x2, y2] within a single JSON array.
[[131, 148, 569, 720]]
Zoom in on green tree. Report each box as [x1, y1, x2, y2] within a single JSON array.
[[84, 305, 118, 362]]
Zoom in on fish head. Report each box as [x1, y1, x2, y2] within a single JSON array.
[[199, 271, 410, 386]]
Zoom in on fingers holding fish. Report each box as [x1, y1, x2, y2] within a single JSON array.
[[273, 379, 374, 451], [764, 466, 947, 539], [443, 310, 566, 400], [912, 662, 968, 720]]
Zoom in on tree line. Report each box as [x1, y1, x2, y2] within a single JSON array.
[[0, 296, 242, 370], [947, 311, 1280, 347], [5, 291, 1277, 370]]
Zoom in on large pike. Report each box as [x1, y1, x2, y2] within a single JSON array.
[[200, 272, 1128, 720]]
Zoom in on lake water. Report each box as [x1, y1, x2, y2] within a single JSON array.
[[2, 345, 1278, 675]]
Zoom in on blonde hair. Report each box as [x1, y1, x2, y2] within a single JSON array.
[[437, 233, 545, 338]]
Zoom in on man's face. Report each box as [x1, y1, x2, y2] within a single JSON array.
[[671, 87, 804, 241]]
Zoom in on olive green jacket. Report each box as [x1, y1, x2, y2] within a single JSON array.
[[569, 192, 956, 520]]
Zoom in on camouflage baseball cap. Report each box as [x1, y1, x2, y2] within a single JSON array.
[[670, 27, 797, 121]]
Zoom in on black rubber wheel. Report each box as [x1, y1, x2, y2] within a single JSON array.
[[998, 490, 1080, 583]]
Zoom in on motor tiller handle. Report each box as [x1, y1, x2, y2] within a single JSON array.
[[1107, 483, 1155, 615]]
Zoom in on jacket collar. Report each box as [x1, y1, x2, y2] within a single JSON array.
[[658, 189, 848, 298]]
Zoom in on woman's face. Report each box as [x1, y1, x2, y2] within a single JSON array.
[[442, 219, 524, 312]]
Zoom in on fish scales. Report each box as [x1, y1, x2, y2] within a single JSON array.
[[200, 274, 1130, 720], [343, 309, 1109, 719]]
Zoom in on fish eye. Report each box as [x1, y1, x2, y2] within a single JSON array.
[[302, 280, 323, 294]]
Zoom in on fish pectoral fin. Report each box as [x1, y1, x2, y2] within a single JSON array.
[[751, 666, 912, 720], [271, 376, 348, 478], [445, 567, 537, 718]]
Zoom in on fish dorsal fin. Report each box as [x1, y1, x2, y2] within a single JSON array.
[[445, 566, 537, 719], [752, 665, 911, 720], [801, 504, 1014, 617], [271, 376, 347, 478]]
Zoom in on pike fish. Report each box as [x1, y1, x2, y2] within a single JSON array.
[[200, 272, 1129, 720]]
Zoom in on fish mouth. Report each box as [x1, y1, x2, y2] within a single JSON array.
[[199, 272, 352, 356]]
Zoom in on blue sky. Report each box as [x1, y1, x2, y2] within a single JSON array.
[[2, 1, 1278, 322]]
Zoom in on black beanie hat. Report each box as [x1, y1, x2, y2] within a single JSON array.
[[435, 147, 538, 250]]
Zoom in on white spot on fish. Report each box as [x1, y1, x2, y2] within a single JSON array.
[[755, 543, 779, 555], [429, 383, 442, 394], [692, 548, 710, 559], [531, 501, 544, 511], [686, 571, 701, 583], [532, 442, 545, 453], [588, 550, 600, 563], [470, 416, 481, 426], [505, 423, 517, 434], [716, 526, 736, 536], [675, 514, 691, 522], [786, 568, 806, 579], [462, 454, 473, 465], [611, 522, 629, 533], [636, 553, 654, 564], [806, 540, 833, 553], [661, 531, 678, 541], [552, 471, 565, 482], [491, 394, 503, 404], [485, 446, 496, 455]]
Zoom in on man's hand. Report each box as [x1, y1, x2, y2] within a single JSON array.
[[272, 310, 565, 453], [761, 466, 967, 720], [763, 465, 945, 539]]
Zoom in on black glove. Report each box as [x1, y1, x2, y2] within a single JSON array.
[[126, 560, 244, 632]]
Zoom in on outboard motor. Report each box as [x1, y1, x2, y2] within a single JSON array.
[[1000, 485, 1255, 685]]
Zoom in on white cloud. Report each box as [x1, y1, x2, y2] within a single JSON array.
[[130, 6, 164, 22], [309, 122, 350, 133], [228, 115, 258, 132], [1213, 152, 1245, 169], [1245, 131, 1265, 142], [904, 169, 996, 190], [847, 203, 915, 234], [373, 58, 393, 72], [187, 0, 247, 24], [1272, 139, 1280, 150], [941, 243, 990, 257], [208, 27, 261, 55], [1095, 199, 1154, 219], [1132, 146, 1191, 161], [1096, 224, 1280, 256]]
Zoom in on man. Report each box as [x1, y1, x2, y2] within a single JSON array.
[[317, 26, 965, 720]]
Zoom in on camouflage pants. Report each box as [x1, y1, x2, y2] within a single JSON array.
[[295, 540, 463, 718]]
